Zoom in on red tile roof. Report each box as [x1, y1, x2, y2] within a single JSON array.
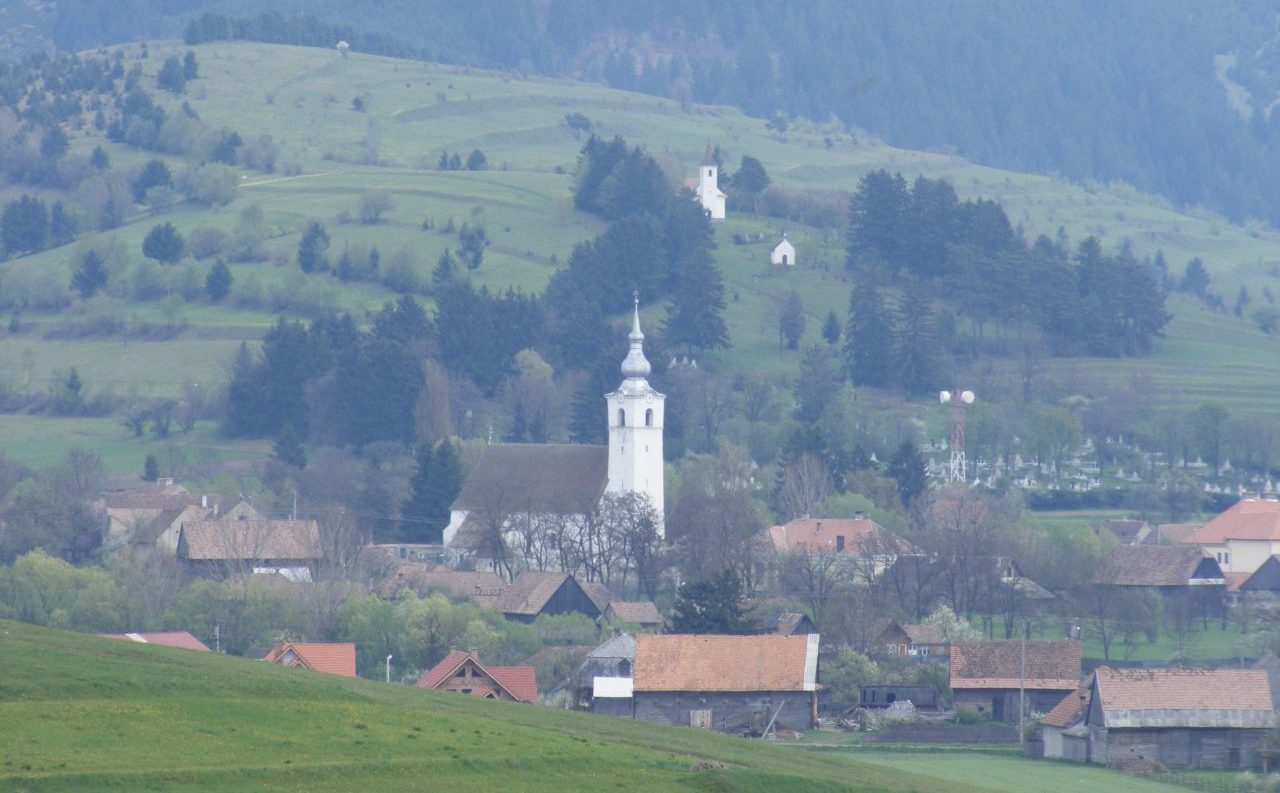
[[634, 634, 819, 693], [1092, 545, 1223, 586], [415, 649, 537, 702], [1040, 674, 1092, 728], [264, 642, 357, 677], [606, 600, 662, 626], [767, 517, 916, 555], [1186, 498, 1280, 543], [181, 519, 322, 561], [99, 631, 211, 651], [949, 640, 1080, 691], [1093, 667, 1275, 728]]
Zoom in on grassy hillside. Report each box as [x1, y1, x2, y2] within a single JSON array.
[[9, 40, 1280, 472], [0, 619, 1189, 793]]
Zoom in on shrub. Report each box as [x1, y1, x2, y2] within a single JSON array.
[[187, 226, 230, 260]]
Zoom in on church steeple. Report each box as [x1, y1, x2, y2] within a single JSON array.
[[605, 295, 665, 531], [620, 292, 652, 381]]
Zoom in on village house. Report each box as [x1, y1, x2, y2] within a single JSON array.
[[99, 631, 211, 652], [98, 480, 221, 556], [263, 642, 357, 677], [876, 620, 948, 659], [1082, 667, 1275, 770], [603, 600, 663, 631], [1040, 673, 1092, 762], [177, 504, 322, 581], [495, 570, 608, 623], [631, 634, 820, 734], [374, 564, 507, 608], [1236, 554, 1280, 603], [770, 233, 796, 267], [948, 640, 1081, 720], [764, 611, 818, 636], [444, 300, 665, 575], [575, 632, 635, 711], [1092, 545, 1226, 597], [1183, 495, 1280, 574], [760, 515, 917, 584], [416, 648, 537, 702], [1100, 519, 1152, 546]]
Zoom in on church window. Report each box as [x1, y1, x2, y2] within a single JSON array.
[[645, 408, 653, 426], [782, 254, 788, 265], [618, 408, 625, 426], [707, 169, 713, 177]]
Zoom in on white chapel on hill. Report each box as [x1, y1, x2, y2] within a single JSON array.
[[694, 146, 727, 220], [443, 299, 666, 563], [771, 233, 796, 267]]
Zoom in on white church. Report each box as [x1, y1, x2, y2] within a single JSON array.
[[443, 299, 665, 571], [693, 146, 727, 220], [771, 233, 796, 267]]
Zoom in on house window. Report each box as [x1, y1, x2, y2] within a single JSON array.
[[617, 408, 625, 426], [645, 408, 653, 426]]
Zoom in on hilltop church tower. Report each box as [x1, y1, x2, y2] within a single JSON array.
[[695, 146, 727, 220], [606, 296, 665, 531]]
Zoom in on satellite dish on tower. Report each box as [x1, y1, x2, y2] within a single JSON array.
[[939, 391, 952, 404], [961, 390, 975, 404]]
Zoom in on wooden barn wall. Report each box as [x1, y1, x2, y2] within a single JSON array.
[[633, 691, 815, 734], [1107, 727, 1267, 770]]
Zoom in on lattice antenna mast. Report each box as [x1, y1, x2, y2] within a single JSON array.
[[939, 389, 975, 482]]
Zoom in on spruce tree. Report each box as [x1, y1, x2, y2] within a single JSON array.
[[205, 260, 232, 300], [843, 283, 894, 387], [423, 440, 462, 543], [894, 278, 941, 396], [663, 251, 729, 354], [670, 569, 756, 634], [887, 439, 927, 507], [272, 424, 307, 469], [822, 310, 841, 345], [399, 443, 435, 542], [296, 221, 330, 273], [142, 454, 160, 482], [71, 249, 108, 298]]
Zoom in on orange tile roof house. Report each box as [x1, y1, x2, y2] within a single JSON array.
[[263, 642, 357, 677], [630, 634, 820, 734], [1092, 545, 1226, 589], [1081, 667, 1275, 770], [178, 510, 322, 582], [1184, 496, 1280, 574], [416, 649, 537, 702], [99, 631, 211, 652], [1040, 673, 1092, 762], [948, 640, 1081, 721]]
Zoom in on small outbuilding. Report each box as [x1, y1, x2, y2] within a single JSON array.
[[632, 633, 819, 734], [770, 233, 796, 267], [495, 571, 605, 623]]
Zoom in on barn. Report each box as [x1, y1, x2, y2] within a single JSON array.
[[632, 634, 819, 735], [1084, 667, 1275, 770]]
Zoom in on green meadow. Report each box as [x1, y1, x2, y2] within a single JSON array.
[[0, 620, 1190, 792], [6, 40, 1280, 472]]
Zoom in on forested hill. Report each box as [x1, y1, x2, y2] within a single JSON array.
[[19, 0, 1280, 226]]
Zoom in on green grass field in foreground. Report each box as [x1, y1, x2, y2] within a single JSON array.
[[0, 620, 1188, 793], [843, 750, 1188, 793]]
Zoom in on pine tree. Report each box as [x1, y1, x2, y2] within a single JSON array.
[[182, 51, 199, 80], [157, 55, 186, 93], [142, 223, 184, 264], [894, 278, 941, 395], [205, 260, 233, 300], [664, 251, 729, 353], [142, 454, 160, 482], [842, 283, 894, 387], [272, 424, 307, 469], [296, 221, 329, 273], [822, 310, 841, 345], [887, 439, 927, 507], [399, 443, 436, 542], [670, 569, 756, 634], [432, 249, 459, 286], [778, 290, 805, 350], [421, 440, 462, 543], [71, 249, 108, 298]]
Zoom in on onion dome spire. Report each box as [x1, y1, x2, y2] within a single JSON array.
[[620, 291, 651, 379]]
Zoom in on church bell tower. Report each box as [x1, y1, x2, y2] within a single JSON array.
[[606, 295, 665, 531]]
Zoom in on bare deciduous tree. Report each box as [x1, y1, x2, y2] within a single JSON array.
[[776, 453, 833, 520]]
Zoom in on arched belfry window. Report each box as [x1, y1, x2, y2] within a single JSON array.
[[645, 408, 654, 427], [707, 168, 713, 177], [617, 408, 625, 426]]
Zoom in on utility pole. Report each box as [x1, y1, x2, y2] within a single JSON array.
[[1018, 620, 1027, 749]]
